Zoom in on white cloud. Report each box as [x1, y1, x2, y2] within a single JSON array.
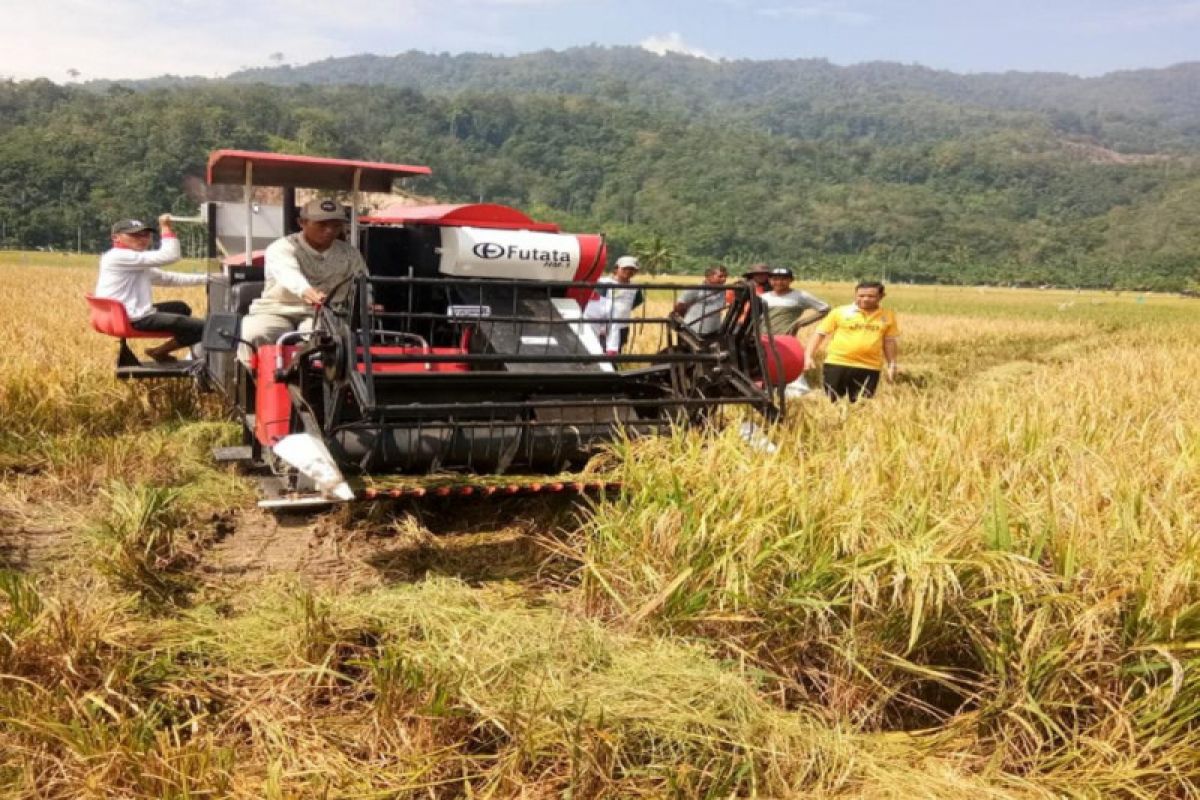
[[757, 3, 874, 26], [639, 32, 717, 60]]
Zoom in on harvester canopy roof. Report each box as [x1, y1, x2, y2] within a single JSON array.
[[362, 203, 561, 232], [206, 150, 432, 191]]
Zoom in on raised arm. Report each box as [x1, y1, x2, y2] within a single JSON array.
[[105, 216, 181, 270]]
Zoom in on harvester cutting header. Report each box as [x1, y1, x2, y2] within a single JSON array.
[[88, 150, 805, 508]]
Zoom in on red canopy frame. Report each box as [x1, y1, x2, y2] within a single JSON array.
[[207, 150, 433, 255], [207, 150, 431, 191]]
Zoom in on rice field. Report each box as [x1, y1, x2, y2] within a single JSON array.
[[1, 253, 1199, 798]]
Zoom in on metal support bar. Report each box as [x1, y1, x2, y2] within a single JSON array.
[[243, 161, 254, 266], [205, 201, 218, 259], [370, 395, 770, 415], [349, 168, 361, 248], [282, 186, 297, 235], [375, 310, 682, 326], [348, 351, 724, 364]]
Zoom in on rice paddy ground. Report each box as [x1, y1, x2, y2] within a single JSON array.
[[1, 253, 1198, 798]]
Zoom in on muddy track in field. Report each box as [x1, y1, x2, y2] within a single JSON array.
[[1, 495, 584, 592], [198, 496, 585, 590], [0, 522, 69, 572]]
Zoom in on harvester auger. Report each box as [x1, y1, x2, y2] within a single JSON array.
[[98, 150, 806, 509]]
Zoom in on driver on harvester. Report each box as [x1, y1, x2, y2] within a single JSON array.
[[239, 198, 366, 363]]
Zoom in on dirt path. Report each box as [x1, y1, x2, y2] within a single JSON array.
[[0, 492, 584, 594], [0, 522, 70, 572], [198, 496, 583, 590]]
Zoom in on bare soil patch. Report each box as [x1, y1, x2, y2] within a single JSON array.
[[0, 521, 70, 571], [198, 495, 585, 590]]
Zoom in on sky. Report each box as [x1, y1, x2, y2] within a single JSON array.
[[2, 0, 1198, 83]]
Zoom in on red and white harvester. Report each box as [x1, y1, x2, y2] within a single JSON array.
[[90, 151, 806, 508]]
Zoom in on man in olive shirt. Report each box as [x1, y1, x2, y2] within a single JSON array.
[[758, 267, 830, 398], [759, 268, 830, 335], [805, 281, 899, 402], [240, 198, 366, 362]]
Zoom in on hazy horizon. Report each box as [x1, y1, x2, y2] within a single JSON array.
[[4, 0, 1198, 85]]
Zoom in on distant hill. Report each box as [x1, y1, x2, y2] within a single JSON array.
[[6, 48, 1198, 288], [219, 48, 1200, 152]]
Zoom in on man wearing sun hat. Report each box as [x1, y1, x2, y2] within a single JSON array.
[[94, 213, 208, 362], [241, 197, 367, 361], [742, 263, 771, 296]]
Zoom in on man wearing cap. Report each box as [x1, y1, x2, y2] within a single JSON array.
[[241, 198, 367, 361], [805, 281, 899, 402], [758, 268, 830, 397], [584, 255, 644, 355], [759, 268, 830, 336], [94, 213, 208, 362]]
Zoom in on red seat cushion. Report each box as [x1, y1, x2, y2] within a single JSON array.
[[85, 295, 171, 339]]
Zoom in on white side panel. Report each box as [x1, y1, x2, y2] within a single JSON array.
[[439, 227, 581, 280], [551, 297, 614, 372]]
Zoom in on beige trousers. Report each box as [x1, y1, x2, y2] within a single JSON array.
[[239, 311, 314, 365]]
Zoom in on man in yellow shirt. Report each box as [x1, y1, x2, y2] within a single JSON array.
[[805, 281, 899, 402]]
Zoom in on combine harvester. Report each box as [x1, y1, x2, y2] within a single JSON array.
[[90, 150, 806, 509]]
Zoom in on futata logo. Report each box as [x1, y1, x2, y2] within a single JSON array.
[[473, 242, 507, 260], [471, 241, 574, 266]]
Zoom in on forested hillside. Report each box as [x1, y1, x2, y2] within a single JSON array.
[[4, 48, 1200, 289], [224, 48, 1200, 152]]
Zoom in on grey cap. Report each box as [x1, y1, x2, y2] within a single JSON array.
[[615, 255, 640, 270], [111, 218, 154, 235], [299, 198, 347, 222], [769, 267, 794, 278]]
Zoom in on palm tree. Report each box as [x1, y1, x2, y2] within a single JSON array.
[[632, 234, 675, 276]]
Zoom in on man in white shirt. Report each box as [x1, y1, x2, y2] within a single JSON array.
[[241, 198, 367, 363], [584, 255, 644, 355], [94, 214, 208, 362]]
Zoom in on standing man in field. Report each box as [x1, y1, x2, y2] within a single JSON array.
[[805, 281, 899, 402], [759, 267, 831, 397], [94, 214, 208, 362], [759, 268, 831, 336], [742, 264, 771, 296], [240, 198, 366, 362], [674, 264, 729, 336], [726, 263, 771, 325], [585, 255, 644, 355]]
